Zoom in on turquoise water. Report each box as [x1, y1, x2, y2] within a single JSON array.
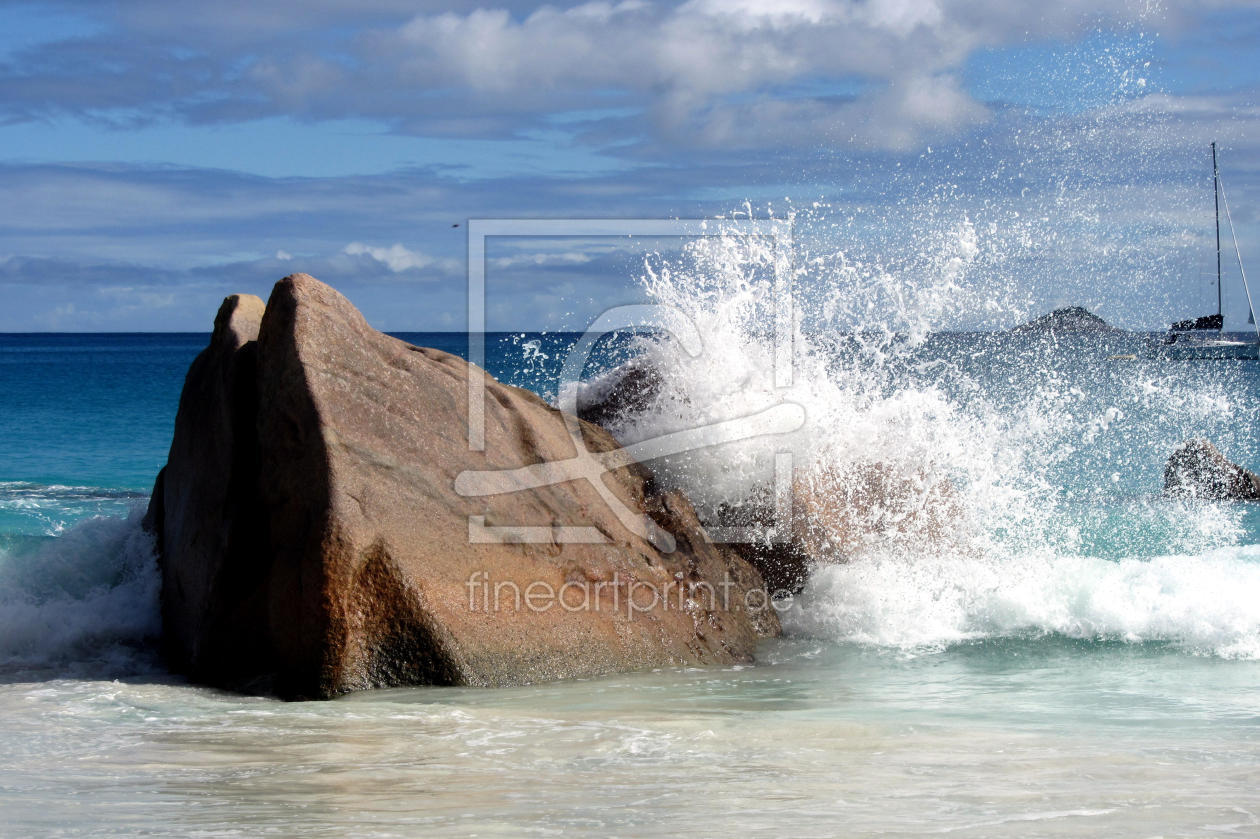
[[1, 330, 1259, 836]]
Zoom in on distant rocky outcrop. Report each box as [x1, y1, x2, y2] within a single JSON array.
[[1164, 439, 1260, 501], [145, 274, 777, 699], [1012, 306, 1116, 335]]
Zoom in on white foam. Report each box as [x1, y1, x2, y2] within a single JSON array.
[[590, 210, 1260, 658], [0, 510, 161, 676], [786, 544, 1260, 658], [596, 213, 1043, 553]]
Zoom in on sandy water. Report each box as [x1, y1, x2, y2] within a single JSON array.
[[2, 640, 1257, 837], [2, 331, 1260, 836]]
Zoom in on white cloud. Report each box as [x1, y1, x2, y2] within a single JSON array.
[[489, 251, 594, 269], [367, 0, 1171, 149], [9, 0, 1256, 154], [343, 241, 436, 272]]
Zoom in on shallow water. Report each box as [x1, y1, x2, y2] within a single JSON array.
[[2, 640, 1257, 837], [2, 330, 1260, 836]]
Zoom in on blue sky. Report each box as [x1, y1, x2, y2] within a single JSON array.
[[1, 0, 1259, 331]]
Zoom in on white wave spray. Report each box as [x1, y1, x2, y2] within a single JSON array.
[[587, 206, 1259, 658], [0, 509, 161, 677]]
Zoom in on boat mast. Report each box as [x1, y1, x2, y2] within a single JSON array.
[[1215, 157, 1260, 345], [1214, 141, 1222, 322]]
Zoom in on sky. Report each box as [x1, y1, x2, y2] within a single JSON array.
[[1, 0, 1259, 332]]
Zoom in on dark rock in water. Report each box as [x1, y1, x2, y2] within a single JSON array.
[[146, 274, 777, 699], [1013, 306, 1116, 334], [708, 495, 814, 595], [571, 358, 813, 589], [725, 463, 963, 593], [572, 358, 964, 591], [575, 357, 664, 431], [1164, 439, 1260, 501]]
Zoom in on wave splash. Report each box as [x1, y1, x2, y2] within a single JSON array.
[[0, 509, 161, 678], [594, 208, 1259, 659], [787, 545, 1260, 659], [9, 204, 1259, 668]]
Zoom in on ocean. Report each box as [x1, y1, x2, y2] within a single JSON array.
[[2, 318, 1260, 836]]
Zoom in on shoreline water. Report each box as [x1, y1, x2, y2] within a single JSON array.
[[1, 638, 1257, 837], [2, 328, 1260, 835]]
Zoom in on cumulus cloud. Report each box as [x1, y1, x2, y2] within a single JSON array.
[[2, 1, 1260, 331], [0, 0, 1229, 151], [373, 0, 1004, 146]]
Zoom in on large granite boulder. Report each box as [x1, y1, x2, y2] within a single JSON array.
[[1164, 439, 1260, 501], [146, 274, 777, 699], [144, 293, 268, 684]]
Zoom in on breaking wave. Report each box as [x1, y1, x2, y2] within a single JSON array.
[[576, 207, 1260, 659], [0, 508, 161, 678]]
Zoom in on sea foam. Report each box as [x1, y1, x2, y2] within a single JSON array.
[[785, 545, 1260, 658], [0, 509, 161, 677], [575, 209, 1260, 659]]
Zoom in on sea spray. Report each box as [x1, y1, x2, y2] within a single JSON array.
[[0, 481, 149, 538], [575, 207, 1260, 658], [0, 509, 161, 676], [595, 209, 1044, 558], [787, 545, 1260, 659]]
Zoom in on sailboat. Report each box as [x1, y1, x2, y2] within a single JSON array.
[[1160, 142, 1260, 360]]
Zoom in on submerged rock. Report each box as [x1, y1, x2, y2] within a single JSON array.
[[789, 463, 961, 561], [1164, 439, 1260, 501], [146, 274, 777, 699], [722, 463, 962, 592]]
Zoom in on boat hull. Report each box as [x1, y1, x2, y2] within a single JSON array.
[[1151, 336, 1260, 360]]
